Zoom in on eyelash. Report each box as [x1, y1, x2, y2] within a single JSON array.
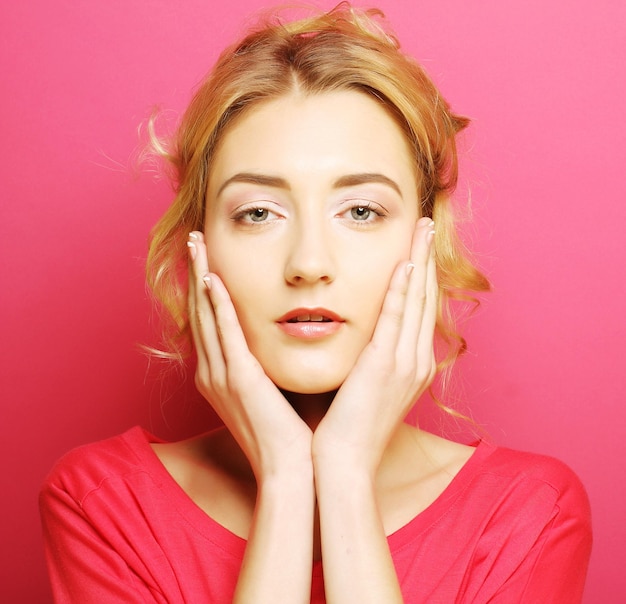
[[230, 200, 387, 226], [231, 204, 280, 224], [341, 201, 386, 224]]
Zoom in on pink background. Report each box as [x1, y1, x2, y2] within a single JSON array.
[[1, 0, 624, 600]]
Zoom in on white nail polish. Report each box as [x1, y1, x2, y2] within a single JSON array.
[[187, 241, 196, 260]]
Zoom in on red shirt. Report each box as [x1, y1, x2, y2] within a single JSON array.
[[40, 427, 591, 602]]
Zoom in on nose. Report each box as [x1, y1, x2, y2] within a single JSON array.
[[284, 218, 335, 285]]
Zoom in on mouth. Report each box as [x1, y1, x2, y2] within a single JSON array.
[[278, 308, 344, 324], [277, 308, 344, 339], [287, 313, 332, 323]]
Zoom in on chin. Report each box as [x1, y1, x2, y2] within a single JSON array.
[[269, 370, 345, 395], [253, 341, 363, 396]]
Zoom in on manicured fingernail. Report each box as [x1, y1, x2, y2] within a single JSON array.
[[187, 241, 196, 260], [202, 275, 212, 290], [189, 232, 199, 240], [406, 262, 415, 276], [427, 229, 435, 243]]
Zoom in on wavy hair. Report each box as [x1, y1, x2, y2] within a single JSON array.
[[146, 3, 490, 389]]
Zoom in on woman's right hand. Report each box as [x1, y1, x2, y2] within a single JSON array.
[[187, 231, 313, 481], [188, 231, 315, 603]]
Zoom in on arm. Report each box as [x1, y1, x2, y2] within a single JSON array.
[[313, 218, 438, 603], [314, 467, 402, 602], [188, 232, 315, 603]]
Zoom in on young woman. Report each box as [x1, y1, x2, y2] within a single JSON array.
[[40, 5, 592, 602]]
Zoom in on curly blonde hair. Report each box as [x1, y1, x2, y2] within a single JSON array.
[[146, 3, 490, 381]]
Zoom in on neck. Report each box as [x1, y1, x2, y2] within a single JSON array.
[[280, 389, 337, 430]]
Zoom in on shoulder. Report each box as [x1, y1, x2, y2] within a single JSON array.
[[467, 442, 592, 543], [40, 426, 157, 505], [480, 443, 590, 506], [463, 444, 593, 598]]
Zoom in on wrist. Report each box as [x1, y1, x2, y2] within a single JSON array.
[[312, 433, 379, 483], [260, 461, 314, 484], [255, 468, 316, 522], [312, 454, 377, 493], [248, 428, 314, 482]]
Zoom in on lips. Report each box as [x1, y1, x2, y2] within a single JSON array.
[[277, 307, 344, 339]]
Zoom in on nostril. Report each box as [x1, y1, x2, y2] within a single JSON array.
[[284, 239, 335, 285]]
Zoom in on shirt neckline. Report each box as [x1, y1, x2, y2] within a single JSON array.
[[124, 426, 247, 559], [124, 426, 495, 559]]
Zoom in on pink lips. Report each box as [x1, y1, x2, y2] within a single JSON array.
[[277, 307, 344, 339]]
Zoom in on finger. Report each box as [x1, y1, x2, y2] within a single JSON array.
[[205, 272, 263, 376], [186, 232, 208, 361], [203, 270, 304, 452], [396, 217, 435, 359], [187, 232, 226, 383], [415, 237, 438, 376], [367, 257, 411, 356]]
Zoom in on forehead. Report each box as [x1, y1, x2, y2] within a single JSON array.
[[208, 90, 416, 190]]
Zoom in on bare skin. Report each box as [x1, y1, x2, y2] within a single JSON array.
[[152, 91, 476, 602], [152, 424, 474, 560]]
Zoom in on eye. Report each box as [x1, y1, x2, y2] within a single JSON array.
[[350, 206, 372, 221], [232, 205, 280, 225], [248, 208, 270, 222], [340, 200, 386, 225]]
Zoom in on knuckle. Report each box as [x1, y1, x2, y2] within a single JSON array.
[[391, 354, 412, 381], [383, 300, 404, 324], [385, 286, 405, 310], [194, 370, 209, 393], [416, 292, 427, 310], [197, 370, 229, 400], [194, 307, 206, 327], [416, 361, 436, 385]]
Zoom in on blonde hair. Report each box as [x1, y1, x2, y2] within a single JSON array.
[[146, 2, 490, 380]]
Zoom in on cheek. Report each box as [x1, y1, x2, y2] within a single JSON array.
[[206, 251, 270, 347], [206, 235, 256, 289], [359, 264, 395, 323], [346, 237, 412, 331]]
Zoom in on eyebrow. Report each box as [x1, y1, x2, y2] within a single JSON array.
[[216, 172, 403, 198], [334, 173, 402, 197]]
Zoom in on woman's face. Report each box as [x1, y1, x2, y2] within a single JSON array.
[[204, 90, 420, 393]]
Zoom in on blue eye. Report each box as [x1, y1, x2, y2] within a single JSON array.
[[351, 206, 371, 221]]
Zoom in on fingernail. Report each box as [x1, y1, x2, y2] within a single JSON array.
[[406, 262, 415, 276], [187, 241, 196, 260], [427, 229, 435, 244], [202, 275, 212, 290], [189, 232, 199, 240]]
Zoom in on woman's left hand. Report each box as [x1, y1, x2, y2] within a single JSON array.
[[312, 216, 438, 475]]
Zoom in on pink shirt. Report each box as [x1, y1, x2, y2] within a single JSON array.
[[40, 427, 591, 602]]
